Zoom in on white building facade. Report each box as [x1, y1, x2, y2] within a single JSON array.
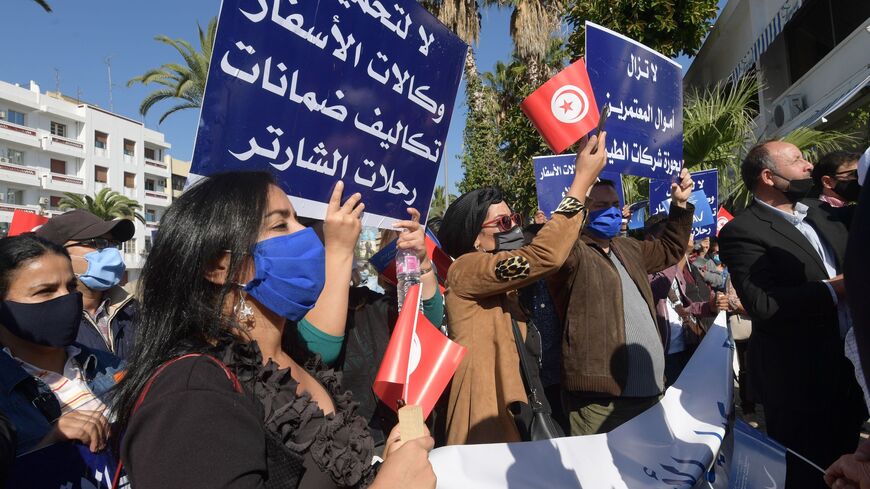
[[685, 0, 870, 139], [0, 79, 173, 275]]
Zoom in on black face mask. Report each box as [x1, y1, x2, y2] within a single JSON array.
[[493, 226, 525, 252], [0, 292, 83, 347], [772, 172, 814, 203], [833, 179, 860, 203]]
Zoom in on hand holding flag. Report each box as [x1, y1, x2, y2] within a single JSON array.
[[373, 284, 466, 418], [521, 58, 600, 153]]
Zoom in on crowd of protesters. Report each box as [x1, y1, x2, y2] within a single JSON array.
[[0, 128, 868, 489]]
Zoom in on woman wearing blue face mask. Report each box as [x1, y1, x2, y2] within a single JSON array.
[[112, 172, 436, 489], [436, 133, 608, 445], [0, 234, 121, 456]]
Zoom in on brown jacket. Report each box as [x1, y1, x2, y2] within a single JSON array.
[[548, 203, 693, 396], [444, 199, 586, 445]]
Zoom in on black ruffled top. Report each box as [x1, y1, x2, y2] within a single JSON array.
[[214, 339, 377, 489]]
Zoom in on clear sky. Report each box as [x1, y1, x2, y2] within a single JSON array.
[[0, 0, 714, 195]]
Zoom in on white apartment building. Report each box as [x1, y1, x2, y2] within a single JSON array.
[[0, 79, 173, 277], [685, 0, 870, 139]]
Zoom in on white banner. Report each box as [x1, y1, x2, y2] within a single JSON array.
[[430, 313, 733, 488]]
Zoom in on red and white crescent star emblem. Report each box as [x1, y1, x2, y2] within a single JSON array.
[[717, 215, 728, 231], [550, 85, 590, 124]]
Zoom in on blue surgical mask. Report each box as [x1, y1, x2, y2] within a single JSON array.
[[76, 247, 125, 291], [712, 254, 721, 265], [244, 228, 326, 321], [586, 207, 623, 239]]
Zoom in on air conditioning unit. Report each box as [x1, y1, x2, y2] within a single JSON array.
[[0, 194, 5, 202], [0, 156, 8, 163], [38, 197, 49, 206], [0, 111, 6, 120], [773, 95, 806, 128]]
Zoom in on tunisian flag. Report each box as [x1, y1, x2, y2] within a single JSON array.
[[8, 210, 49, 236], [716, 207, 734, 236], [373, 284, 465, 418], [521, 58, 600, 153]]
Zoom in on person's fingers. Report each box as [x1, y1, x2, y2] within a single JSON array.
[[854, 441, 870, 461], [596, 131, 607, 153], [340, 192, 363, 213], [407, 208, 421, 223], [350, 201, 365, 219], [328, 181, 344, 212], [412, 435, 435, 452], [581, 135, 599, 156], [393, 220, 420, 231]]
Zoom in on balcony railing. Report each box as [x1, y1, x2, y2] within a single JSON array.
[[48, 172, 85, 186], [49, 134, 84, 149], [145, 191, 168, 200], [145, 158, 167, 170], [0, 120, 38, 137], [0, 161, 37, 176]]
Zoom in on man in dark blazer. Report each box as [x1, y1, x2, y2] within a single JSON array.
[[719, 140, 866, 489]]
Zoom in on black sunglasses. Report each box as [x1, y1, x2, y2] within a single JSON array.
[[66, 238, 121, 250]]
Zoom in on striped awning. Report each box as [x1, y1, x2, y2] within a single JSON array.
[[731, 0, 804, 81]]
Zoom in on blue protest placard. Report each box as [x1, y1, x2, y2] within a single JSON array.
[[190, 0, 467, 227], [585, 22, 683, 180], [6, 442, 127, 488], [532, 154, 623, 217], [650, 169, 718, 238]]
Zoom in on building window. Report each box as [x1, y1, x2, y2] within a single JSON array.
[[50, 158, 66, 174], [144, 236, 152, 253], [145, 178, 155, 191], [94, 131, 108, 150], [123, 240, 137, 254], [123, 139, 135, 157], [4, 149, 24, 165], [144, 147, 156, 160], [6, 189, 24, 205], [50, 121, 67, 137], [124, 172, 135, 188], [6, 110, 25, 126], [94, 165, 108, 183], [145, 209, 156, 222], [171, 174, 186, 191], [49, 196, 62, 208]]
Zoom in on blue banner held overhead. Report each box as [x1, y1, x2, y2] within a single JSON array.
[[190, 0, 467, 227], [585, 22, 683, 180], [650, 169, 718, 239], [532, 154, 623, 217]]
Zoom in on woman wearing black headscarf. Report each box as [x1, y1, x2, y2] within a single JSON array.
[[437, 134, 607, 444]]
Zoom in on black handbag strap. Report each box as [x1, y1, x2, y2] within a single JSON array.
[[510, 318, 546, 413]]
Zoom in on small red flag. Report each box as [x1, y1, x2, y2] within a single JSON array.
[[373, 284, 465, 418], [520, 58, 600, 153], [716, 207, 734, 236], [8, 210, 49, 237]]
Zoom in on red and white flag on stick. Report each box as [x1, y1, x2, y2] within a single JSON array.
[[520, 58, 600, 153], [716, 207, 734, 236], [373, 284, 465, 418], [8, 210, 49, 237]]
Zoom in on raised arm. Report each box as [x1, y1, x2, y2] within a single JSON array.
[[450, 133, 608, 299]]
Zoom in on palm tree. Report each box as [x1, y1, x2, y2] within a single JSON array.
[[428, 185, 457, 218], [59, 188, 146, 224], [683, 73, 858, 210], [33, 0, 51, 11], [127, 18, 217, 124]]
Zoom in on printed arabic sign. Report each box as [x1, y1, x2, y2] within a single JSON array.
[[191, 0, 467, 227], [6, 442, 128, 489], [650, 169, 718, 238], [585, 22, 683, 179], [532, 154, 623, 217]]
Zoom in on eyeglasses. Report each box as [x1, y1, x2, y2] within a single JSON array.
[[481, 213, 521, 232], [66, 238, 121, 250]]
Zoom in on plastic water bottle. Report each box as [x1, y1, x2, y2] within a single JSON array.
[[396, 247, 421, 312]]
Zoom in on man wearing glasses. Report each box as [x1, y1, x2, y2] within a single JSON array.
[[811, 150, 861, 208], [36, 210, 137, 360]]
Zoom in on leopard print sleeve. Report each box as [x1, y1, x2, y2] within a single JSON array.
[[552, 196, 585, 217], [494, 256, 531, 281]]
